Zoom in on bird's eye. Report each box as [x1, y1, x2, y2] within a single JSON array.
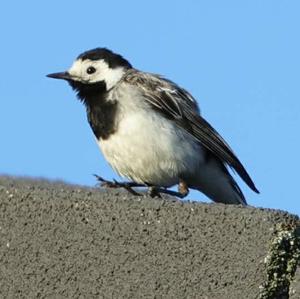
[[86, 66, 96, 74]]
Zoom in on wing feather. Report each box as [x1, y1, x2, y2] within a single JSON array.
[[123, 70, 259, 193]]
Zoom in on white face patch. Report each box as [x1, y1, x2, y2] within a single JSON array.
[[68, 58, 126, 90]]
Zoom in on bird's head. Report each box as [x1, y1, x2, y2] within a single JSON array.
[[47, 48, 132, 101]]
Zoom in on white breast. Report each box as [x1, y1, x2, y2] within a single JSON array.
[[97, 83, 204, 187]]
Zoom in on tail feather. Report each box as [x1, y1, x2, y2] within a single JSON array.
[[189, 158, 247, 205]]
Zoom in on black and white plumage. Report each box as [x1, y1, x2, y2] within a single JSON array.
[[47, 47, 259, 205]]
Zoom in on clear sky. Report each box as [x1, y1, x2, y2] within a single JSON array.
[[1, 1, 299, 215]]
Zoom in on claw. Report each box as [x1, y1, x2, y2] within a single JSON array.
[[94, 174, 143, 196], [147, 186, 162, 198]]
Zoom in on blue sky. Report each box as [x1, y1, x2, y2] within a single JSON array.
[[1, 1, 299, 215]]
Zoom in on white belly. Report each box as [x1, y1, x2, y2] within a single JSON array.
[[98, 109, 204, 186]]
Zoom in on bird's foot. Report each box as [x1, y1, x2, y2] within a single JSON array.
[[178, 179, 189, 198], [147, 184, 188, 199], [94, 175, 188, 199], [147, 180, 189, 199], [147, 186, 162, 198], [94, 175, 144, 196], [153, 188, 187, 199]]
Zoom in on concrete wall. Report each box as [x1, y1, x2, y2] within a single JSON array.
[[0, 176, 299, 299]]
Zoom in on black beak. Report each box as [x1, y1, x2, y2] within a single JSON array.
[[46, 71, 73, 81]]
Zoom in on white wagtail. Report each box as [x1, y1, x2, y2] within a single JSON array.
[[47, 47, 259, 204]]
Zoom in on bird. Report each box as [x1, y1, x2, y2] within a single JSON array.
[[47, 47, 259, 205]]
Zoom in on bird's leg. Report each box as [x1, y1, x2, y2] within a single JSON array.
[[153, 188, 187, 198], [94, 174, 145, 188], [178, 179, 189, 198], [146, 184, 188, 199], [94, 175, 189, 199], [94, 174, 145, 196]]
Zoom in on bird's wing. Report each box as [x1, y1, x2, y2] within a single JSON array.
[[123, 70, 259, 193]]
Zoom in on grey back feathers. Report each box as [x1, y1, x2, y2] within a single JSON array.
[[121, 70, 259, 194]]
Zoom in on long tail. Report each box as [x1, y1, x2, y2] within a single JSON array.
[[191, 158, 247, 205]]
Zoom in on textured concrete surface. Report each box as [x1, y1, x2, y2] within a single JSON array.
[[0, 176, 299, 299], [290, 268, 300, 298]]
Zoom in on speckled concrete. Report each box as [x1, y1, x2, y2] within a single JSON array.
[[0, 176, 299, 299], [290, 268, 300, 298]]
